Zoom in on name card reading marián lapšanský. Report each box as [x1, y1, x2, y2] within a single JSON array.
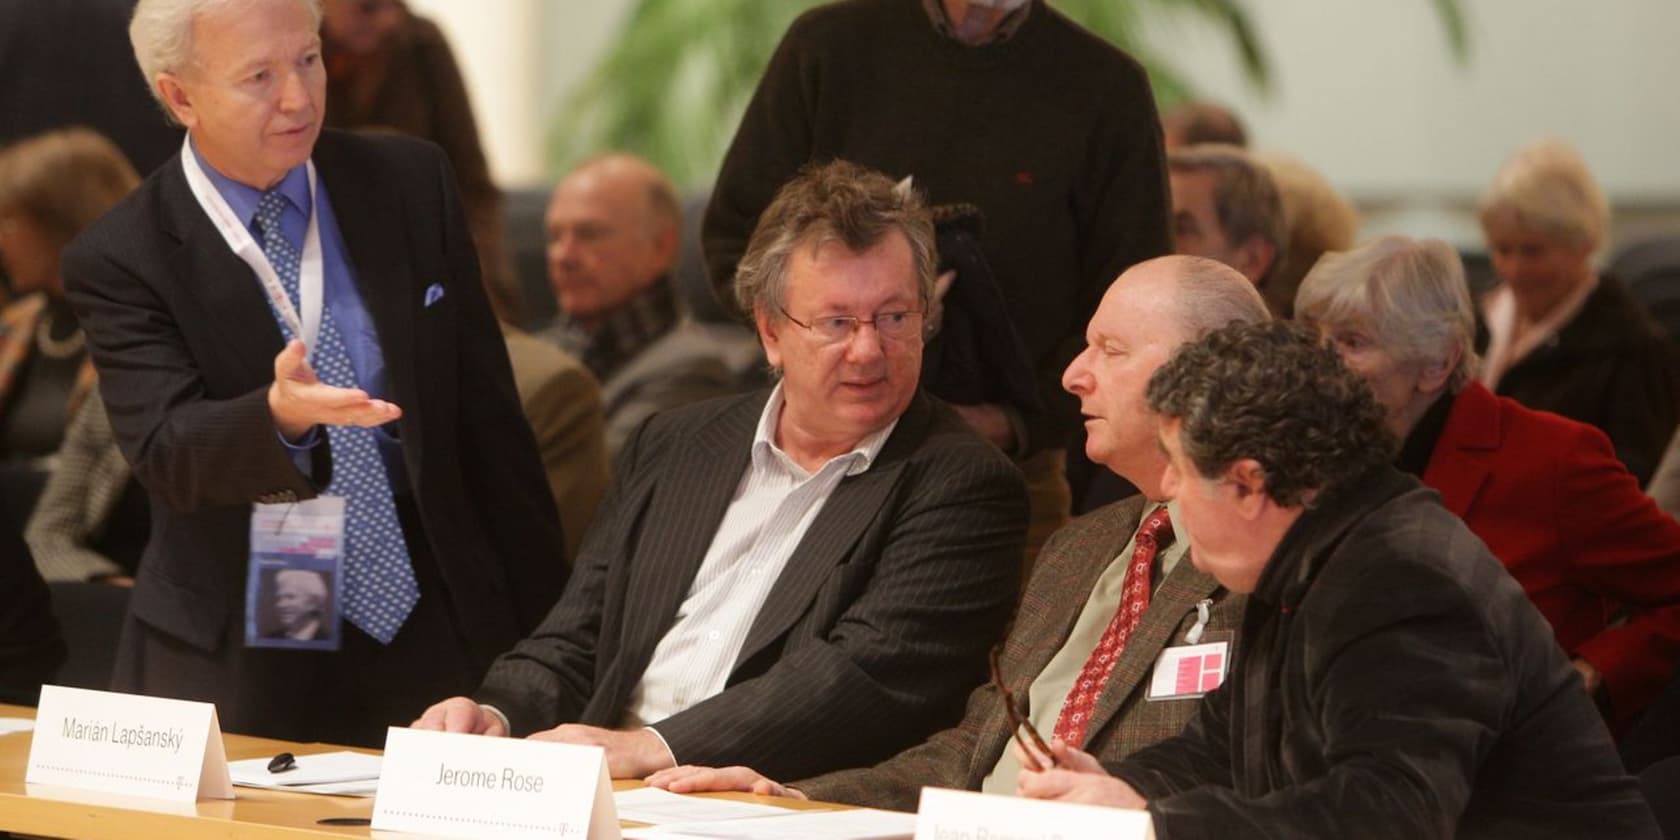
[[26, 685, 232, 803], [915, 786, 1153, 840], [373, 727, 620, 840]]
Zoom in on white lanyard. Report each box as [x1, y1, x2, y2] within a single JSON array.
[[1184, 598, 1213, 645], [179, 136, 325, 354]]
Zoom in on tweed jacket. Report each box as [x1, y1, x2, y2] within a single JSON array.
[[798, 495, 1241, 810], [24, 389, 133, 581], [1114, 467, 1657, 839], [473, 389, 1028, 781]]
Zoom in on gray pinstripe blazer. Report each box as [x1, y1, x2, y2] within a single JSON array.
[[798, 495, 1243, 810], [473, 389, 1028, 780]]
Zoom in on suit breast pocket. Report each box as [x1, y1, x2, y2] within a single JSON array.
[[414, 281, 460, 361]]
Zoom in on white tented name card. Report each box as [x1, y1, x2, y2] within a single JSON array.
[[915, 786, 1152, 840], [26, 685, 232, 803], [373, 727, 620, 840]]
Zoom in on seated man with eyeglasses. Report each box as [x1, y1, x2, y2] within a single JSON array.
[[647, 255, 1262, 809], [413, 160, 1028, 781]]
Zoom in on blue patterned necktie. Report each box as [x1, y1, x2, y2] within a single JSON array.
[[254, 188, 418, 644]]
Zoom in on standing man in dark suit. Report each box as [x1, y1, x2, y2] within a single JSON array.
[[63, 0, 566, 747], [650, 255, 1263, 808], [415, 160, 1028, 781]]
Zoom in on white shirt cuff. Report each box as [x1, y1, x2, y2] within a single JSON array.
[[479, 703, 512, 736], [643, 726, 678, 768]]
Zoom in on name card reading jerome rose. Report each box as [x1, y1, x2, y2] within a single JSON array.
[[915, 787, 1152, 840], [27, 685, 232, 803], [373, 727, 621, 840]]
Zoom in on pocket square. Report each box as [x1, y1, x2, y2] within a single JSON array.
[[423, 283, 446, 307]]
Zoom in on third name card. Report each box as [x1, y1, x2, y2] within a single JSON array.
[[915, 787, 1151, 840], [373, 727, 619, 840]]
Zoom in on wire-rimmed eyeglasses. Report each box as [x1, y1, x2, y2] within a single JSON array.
[[777, 306, 925, 344]]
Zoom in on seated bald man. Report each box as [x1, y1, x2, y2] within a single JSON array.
[[538, 153, 756, 455]]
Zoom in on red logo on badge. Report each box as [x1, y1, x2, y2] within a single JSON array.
[[1014, 171, 1033, 185], [1173, 652, 1224, 694]]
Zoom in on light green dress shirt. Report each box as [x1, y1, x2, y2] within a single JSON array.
[[981, 502, 1187, 795]]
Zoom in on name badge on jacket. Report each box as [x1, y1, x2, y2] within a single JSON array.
[[1147, 641, 1230, 701], [245, 497, 346, 651]]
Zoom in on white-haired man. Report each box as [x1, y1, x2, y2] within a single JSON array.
[[271, 569, 329, 641], [63, 0, 566, 746]]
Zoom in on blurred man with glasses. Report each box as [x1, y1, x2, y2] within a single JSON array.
[[416, 160, 1028, 782]]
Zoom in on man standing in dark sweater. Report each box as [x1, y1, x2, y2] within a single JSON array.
[[704, 0, 1172, 570]]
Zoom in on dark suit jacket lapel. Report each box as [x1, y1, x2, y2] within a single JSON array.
[[617, 394, 761, 675], [732, 393, 932, 670], [159, 155, 284, 387], [311, 133, 422, 458], [1423, 385, 1497, 518], [1082, 548, 1222, 746], [967, 496, 1146, 784]]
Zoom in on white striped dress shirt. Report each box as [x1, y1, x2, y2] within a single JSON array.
[[624, 384, 896, 733]]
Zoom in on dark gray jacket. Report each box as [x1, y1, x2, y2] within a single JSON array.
[[1114, 467, 1657, 839], [474, 390, 1027, 781]]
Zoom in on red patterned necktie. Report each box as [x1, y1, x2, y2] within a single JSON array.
[[1052, 507, 1174, 746]]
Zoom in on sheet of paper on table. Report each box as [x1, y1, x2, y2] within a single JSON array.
[[622, 807, 915, 840], [0, 718, 34, 736], [614, 786, 794, 825], [228, 750, 382, 797]]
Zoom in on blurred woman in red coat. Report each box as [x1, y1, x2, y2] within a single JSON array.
[[1297, 234, 1680, 730]]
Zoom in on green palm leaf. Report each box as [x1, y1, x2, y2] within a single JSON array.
[[549, 0, 1465, 188]]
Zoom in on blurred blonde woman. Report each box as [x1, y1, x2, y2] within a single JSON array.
[[1252, 151, 1358, 319], [0, 128, 139, 526], [1477, 139, 1679, 484], [1298, 235, 1680, 729]]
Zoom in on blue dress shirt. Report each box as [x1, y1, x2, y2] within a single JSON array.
[[191, 142, 409, 492]]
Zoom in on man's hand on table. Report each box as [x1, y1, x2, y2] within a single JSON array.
[[1015, 738, 1147, 809], [410, 696, 506, 737], [644, 765, 807, 800]]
